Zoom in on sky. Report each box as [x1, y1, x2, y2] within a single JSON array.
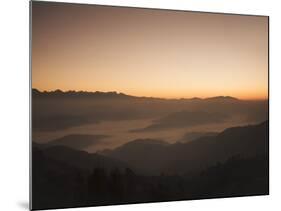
[[32, 2, 268, 100]]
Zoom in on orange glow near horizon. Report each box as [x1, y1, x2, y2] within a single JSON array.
[[32, 2, 268, 101]]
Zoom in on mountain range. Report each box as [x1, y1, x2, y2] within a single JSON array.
[[32, 88, 268, 132], [102, 121, 268, 175], [34, 120, 268, 176], [32, 89, 242, 102], [32, 120, 269, 209]]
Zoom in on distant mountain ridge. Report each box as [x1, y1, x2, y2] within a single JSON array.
[[32, 88, 239, 101], [32, 88, 267, 132], [204, 96, 238, 101], [32, 88, 132, 99]]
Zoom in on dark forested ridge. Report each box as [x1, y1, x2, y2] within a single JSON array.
[[32, 121, 269, 210]]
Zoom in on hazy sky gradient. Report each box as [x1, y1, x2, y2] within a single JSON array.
[[32, 2, 268, 99]]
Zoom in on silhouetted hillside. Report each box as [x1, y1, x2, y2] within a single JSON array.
[[101, 139, 169, 174], [185, 154, 268, 199], [37, 144, 130, 172], [32, 140, 268, 210], [107, 121, 268, 175]]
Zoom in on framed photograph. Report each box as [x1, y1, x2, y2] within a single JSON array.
[[30, 1, 269, 210]]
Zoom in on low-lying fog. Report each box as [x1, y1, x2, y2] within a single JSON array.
[[34, 119, 245, 151], [32, 90, 268, 153]]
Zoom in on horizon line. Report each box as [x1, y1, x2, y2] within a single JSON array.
[[32, 88, 268, 101]]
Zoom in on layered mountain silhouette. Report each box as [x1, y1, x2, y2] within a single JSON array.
[[32, 88, 268, 132], [33, 89, 239, 101], [33, 119, 268, 176], [104, 121, 268, 175], [32, 120, 269, 209], [100, 139, 169, 174], [33, 143, 130, 172]]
